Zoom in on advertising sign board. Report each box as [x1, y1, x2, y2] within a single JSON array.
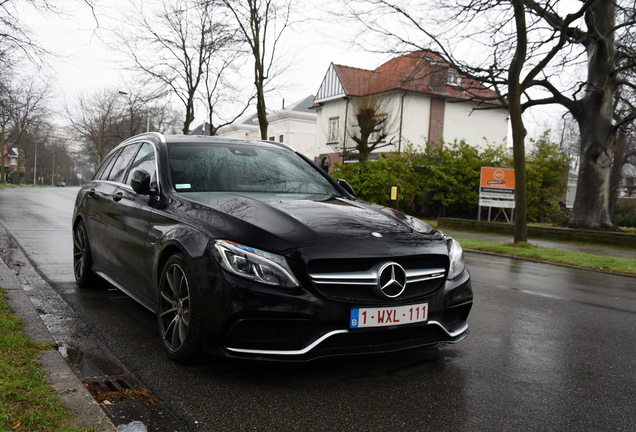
[[479, 167, 515, 222], [479, 167, 515, 197]]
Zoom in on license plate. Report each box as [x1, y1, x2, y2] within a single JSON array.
[[350, 302, 428, 328]]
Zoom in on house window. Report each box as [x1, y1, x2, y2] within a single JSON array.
[[448, 72, 461, 87], [268, 136, 275, 141], [328, 118, 339, 143], [279, 135, 284, 143]]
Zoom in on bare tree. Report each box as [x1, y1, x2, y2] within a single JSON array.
[[67, 89, 127, 168], [1, 0, 97, 72], [347, 96, 397, 164], [7, 78, 49, 183], [118, 0, 241, 135], [201, 49, 255, 136], [0, 73, 15, 183], [337, 0, 636, 232], [147, 102, 184, 135], [221, 0, 295, 139], [0, 0, 49, 67], [1, 0, 97, 182]]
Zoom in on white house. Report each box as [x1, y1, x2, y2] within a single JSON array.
[[311, 50, 509, 169], [197, 95, 318, 159]]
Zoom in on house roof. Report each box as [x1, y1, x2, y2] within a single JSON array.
[[333, 65, 381, 96], [6, 147, 18, 158], [207, 95, 317, 135], [236, 94, 317, 126], [314, 50, 500, 105]]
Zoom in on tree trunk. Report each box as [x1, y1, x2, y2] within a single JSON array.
[[510, 0, 528, 244], [569, 116, 615, 228], [183, 98, 195, 135], [256, 82, 268, 139], [567, 0, 616, 229], [1, 126, 5, 183]]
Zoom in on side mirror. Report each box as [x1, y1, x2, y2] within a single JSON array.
[[130, 169, 155, 196], [337, 178, 356, 197]]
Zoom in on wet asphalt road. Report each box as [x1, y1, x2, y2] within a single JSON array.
[[1, 187, 635, 431]]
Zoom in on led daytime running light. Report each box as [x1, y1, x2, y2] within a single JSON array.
[[214, 240, 299, 288]]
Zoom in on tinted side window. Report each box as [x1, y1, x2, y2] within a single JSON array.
[[108, 144, 141, 183], [125, 143, 157, 186], [93, 150, 121, 181]]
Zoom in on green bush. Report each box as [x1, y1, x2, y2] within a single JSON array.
[[414, 139, 510, 218], [331, 133, 570, 223], [333, 140, 510, 218], [333, 148, 421, 212], [612, 204, 636, 228]]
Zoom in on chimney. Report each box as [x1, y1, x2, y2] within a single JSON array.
[[429, 62, 449, 92]]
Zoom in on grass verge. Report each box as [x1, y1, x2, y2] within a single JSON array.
[[0, 289, 88, 432], [455, 237, 636, 276], [0, 184, 51, 189]]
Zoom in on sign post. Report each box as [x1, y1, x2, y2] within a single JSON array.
[[478, 167, 515, 223]]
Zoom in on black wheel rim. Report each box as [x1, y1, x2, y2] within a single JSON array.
[[159, 262, 191, 353], [73, 225, 87, 280]]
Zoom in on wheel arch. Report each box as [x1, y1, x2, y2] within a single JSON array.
[[72, 214, 85, 230], [154, 234, 208, 294], [156, 243, 185, 288]]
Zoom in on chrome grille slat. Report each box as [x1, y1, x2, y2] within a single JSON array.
[[306, 256, 448, 303]]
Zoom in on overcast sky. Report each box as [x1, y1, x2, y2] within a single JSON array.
[[17, 1, 388, 126], [15, 0, 559, 138]]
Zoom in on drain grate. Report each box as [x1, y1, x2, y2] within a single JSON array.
[[86, 377, 137, 393]]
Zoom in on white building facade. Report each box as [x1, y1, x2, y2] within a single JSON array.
[[211, 95, 318, 159], [312, 51, 509, 169]]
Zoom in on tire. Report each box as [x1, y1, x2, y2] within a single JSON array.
[[73, 220, 96, 288], [158, 253, 202, 363]]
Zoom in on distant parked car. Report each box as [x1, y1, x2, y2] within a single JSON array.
[[57, 182, 66, 187], [72, 133, 473, 362]]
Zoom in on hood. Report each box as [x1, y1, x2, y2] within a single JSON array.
[[180, 192, 442, 252]]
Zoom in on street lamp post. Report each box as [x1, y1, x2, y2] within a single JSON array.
[[33, 143, 37, 186]]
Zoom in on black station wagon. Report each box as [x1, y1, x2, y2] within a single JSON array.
[[72, 133, 473, 362]]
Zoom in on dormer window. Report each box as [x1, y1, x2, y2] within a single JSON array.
[[448, 72, 461, 87]]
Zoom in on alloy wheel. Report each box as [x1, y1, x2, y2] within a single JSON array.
[[159, 262, 191, 353], [73, 224, 87, 281]]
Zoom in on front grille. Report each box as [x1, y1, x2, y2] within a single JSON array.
[[307, 255, 448, 303], [307, 256, 447, 274]]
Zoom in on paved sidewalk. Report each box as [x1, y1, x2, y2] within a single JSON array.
[[441, 227, 636, 261]]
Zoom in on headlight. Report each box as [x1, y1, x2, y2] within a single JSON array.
[[447, 238, 466, 280], [213, 240, 300, 288]]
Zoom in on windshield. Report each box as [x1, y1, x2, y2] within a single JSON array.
[[168, 143, 340, 197]]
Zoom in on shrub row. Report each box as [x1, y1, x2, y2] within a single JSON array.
[[332, 133, 572, 224]]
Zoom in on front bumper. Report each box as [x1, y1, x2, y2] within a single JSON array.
[[196, 259, 473, 361]]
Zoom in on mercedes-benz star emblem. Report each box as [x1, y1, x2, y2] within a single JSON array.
[[375, 262, 407, 298]]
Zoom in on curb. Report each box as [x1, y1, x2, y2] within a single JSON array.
[[0, 258, 118, 432], [438, 217, 636, 249], [463, 249, 636, 279]]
